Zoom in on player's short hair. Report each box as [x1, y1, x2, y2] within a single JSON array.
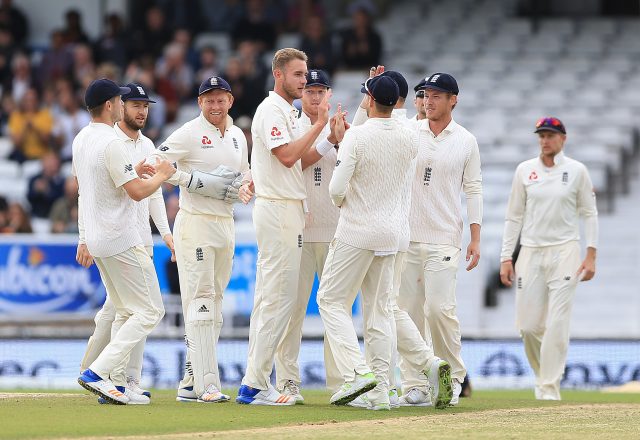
[[272, 48, 308, 72], [373, 100, 394, 114], [87, 96, 117, 118]]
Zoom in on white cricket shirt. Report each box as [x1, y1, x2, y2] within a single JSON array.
[[251, 91, 305, 200], [501, 151, 598, 261], [72, 122, 141, 257], [409, 118, 483, 249], [151, 113, 249, 217]]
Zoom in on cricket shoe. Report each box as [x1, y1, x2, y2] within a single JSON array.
[[398, 388, 432, 407], [98, 387, 150, 405], [449, 378, 462, 406], [279, 380, 304, 404], [176, 386, 197, 402], [198, 384, 230, 403], [127, 376, 151, 398], [236, 384, 296, 405], [78, 369, 129, 405], [423, 358, 453, 409], [330, 372, 378, 406], [389, 388, 400, 409], [346, 394, 371, 408]]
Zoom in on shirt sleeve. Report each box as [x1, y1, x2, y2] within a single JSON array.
[[329, 129, 359, 207], [501, 164, 526, 261], [105, 139, 137, 188], [239, 130, 250, 175], [261, 105, 292, 150], [148, 126, 192, 187], [351, 106, 368, 127], [463, 137, 483, 225], [149, 187, 171, 237], [577, 164, 599, 249]]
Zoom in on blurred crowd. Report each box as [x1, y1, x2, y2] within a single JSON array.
[[0, 0, 388, 234]]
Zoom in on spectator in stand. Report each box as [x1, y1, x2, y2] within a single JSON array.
[[27, 151, 65, 219], [200, 0, 244, 32], [39, 29, 74, 84], [130, 6, 171, 60], [172, 28, 199, 71], [231, 0, 277, 51], [2, 202, 32, 233], [8, 87, 54, 162], [237, 40, 269, 83], [5, 52, 34, 104], [52, 81, 90, 161], [0, 0, 28, 47], [50, 175, 79, 233], [223, 56, 264, 120], [340, 2, 382, 70], [155, 42, 194, 121], [72, 44, 96, 86], [195, 45, 220, 87], [0, 24, 16, 79], [93, 13, 128, 69], [299, 15, 335, 75], [0, 195, 7, 229], [286, 0, 325, 32], [62, 9, 89, 45]]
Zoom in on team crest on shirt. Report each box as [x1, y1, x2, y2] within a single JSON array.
[[124, 164, 133, 173], [423, 167, 432, 186], [562, 172, 568, 184], [314, 166, 322, 186], [528, 171, 538, 181]]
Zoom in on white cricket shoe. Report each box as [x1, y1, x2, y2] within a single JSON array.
[[124, 387, 150, 405], [176, 386, 197, 402], [236, 384, 296, 406], [198, 384, 230, 403], [346, 394, 371, 408], [279, 380, 304, 404], [126, 376, 151, 398], [398, 388, 432, 407], [424, 358, 453, 409], [78, 369, 129, 405], [330, 372, 378, 406], [389, 388, 400, 409], [449, 378, 462, 406]]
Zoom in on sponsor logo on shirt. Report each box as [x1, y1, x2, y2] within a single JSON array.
[[528, 171, 538, 181], [232, 137, 239, 150], [201, 135, 215, 149], [124, 164, 133, 173], [271, 127, 281, 137], [314, 166, 322, 186], [195, 179, 204, 190]]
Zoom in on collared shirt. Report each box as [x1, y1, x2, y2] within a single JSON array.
[[501, 151, 598, 260], [251, 91, 305, 200], [72, 122, 141, 257], [150, 113, 249, 217], [409, 118, 483, 248], [114, 123, 170, 246]]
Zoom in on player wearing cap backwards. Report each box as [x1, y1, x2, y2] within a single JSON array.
[[79, 83, 174, 404], [411, 77, 427, 122], [75, 78, 176, 404], [396, 73, 482, 406], [316, 74, 418, 410], [146, 75, 249, 403], [236, 48, 334, 406], [500, 117, 598, 401], [273, 69, 348, 404]]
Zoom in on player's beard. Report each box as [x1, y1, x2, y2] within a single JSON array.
[[123, 112, 146, 131]]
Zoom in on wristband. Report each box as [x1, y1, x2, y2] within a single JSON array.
[[316, 138, 336, 156]]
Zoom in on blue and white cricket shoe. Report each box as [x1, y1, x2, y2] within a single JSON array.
[[97, 386, 150, 405], [78, 369, 129, 405], [236, 384, 295, 405]]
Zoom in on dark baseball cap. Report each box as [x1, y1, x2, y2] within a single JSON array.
[[199, 76, 232, 95], [122, 83, 156, 103], [423, 73, 459, 95], [306, 69, 331, 88], [84, 78, 130, 109], [380, 71, 408, 99], [361, 75, 399, 107], [414, 76, 428, 92], [534, 117, 566, 134]]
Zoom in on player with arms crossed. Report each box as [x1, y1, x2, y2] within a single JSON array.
[[149, 76, 248, 403], [75, 78, 175, 404], [500, 117, 598, 400]]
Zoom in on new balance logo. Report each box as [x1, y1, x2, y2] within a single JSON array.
[[298, 234, 303, 248], [196, 247, 203, 261], [564, 276, 571, 281], [314, 166, 322, 186], [442, 256, 451, 261], [197, 304, 209, 312], [423, 167, 432, 185], [124, 164, 133, 173], [336, 160, 341, 167], [196, 179, 204, 190], [159, 145, 169, 151]]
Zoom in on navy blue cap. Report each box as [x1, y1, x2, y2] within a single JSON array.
[[361, 75, 399, 107], [84, 78, 130, 109], [122, 83, 156, 103], [199, 76, 232, 95], [380, 71, 408, 99], [414, 76, 428, 92], [305, 69, 331, 88], [423, 73, 459, 95], [534, 117, 566, 134]]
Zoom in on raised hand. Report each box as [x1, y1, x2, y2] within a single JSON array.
[[154, 158, 177, 180], [135, 159, 156, 178]]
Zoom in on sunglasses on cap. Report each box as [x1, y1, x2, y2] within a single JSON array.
[[415, 90, 425, 98], [535, 116, 566, 134]]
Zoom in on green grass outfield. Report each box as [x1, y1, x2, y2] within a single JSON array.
[[1, 389, 638, 440]]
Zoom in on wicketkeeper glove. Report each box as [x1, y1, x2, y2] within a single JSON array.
[[223, 174, 243, 204], [186, 165, 241, 200]]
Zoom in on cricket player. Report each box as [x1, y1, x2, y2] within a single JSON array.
[[78, 83, 174, 404], [148, 76, 249, 403], [412, 77, 427, 122], [273, 69, 347, 403], [500, 117, 598, 400], [75, 78, 175, 404], [397, 73, 482, 406], [317, 74, 418, 410], [237, 48, 331, 406]]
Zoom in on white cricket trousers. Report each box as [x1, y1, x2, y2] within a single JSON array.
[[515, 241, 581, 400], [81, 247, 154, 386], [317, 239, 394, 398], [275, 241, 329, 390], [243, 197, 305, 390], [174, 210, 235, 391], [397, 242, 465, 391], [89, 245, 164, 381]]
